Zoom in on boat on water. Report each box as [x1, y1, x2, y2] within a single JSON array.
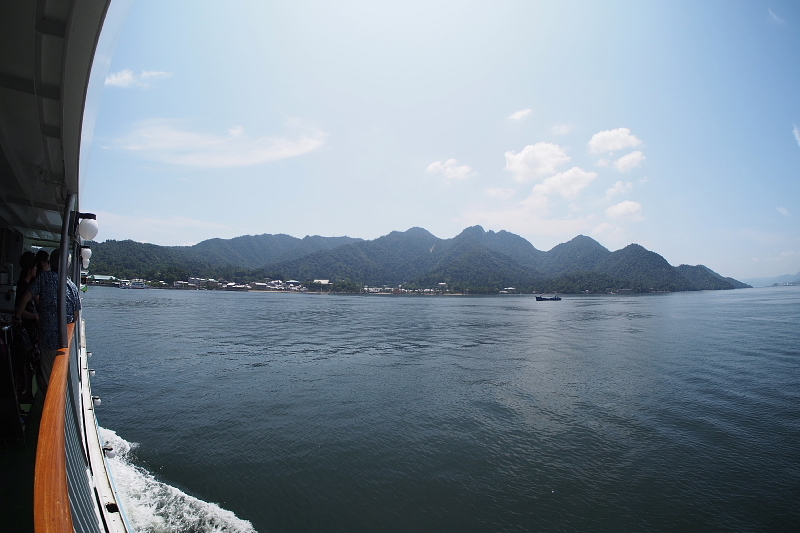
[[119, 279, 146, 289], [0, 1, 131, 531], [536, 295, 562, 301]]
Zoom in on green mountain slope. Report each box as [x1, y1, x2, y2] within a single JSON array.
[[88, 240, 196, 282], [90, 233, 362, 282], [270, 227, 445, 285], [674, 264, 742, 290], [187, 233, 302, 268], [408, 227, 541, 290], [541, 235, 610, 276], [595, 244, 695, 291]]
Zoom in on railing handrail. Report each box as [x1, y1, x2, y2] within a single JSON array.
[[34, 321, 76, 533]]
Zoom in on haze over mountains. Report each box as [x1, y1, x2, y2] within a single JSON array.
[[90, 226, 750, 293], [740, 272, 800, 287]]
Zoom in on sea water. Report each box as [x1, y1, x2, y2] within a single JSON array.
[[82, 286, 800, 532]]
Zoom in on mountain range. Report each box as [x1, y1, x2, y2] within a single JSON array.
[[89, 226, 750, 293]]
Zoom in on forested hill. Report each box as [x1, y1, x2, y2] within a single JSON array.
[[89, 226, 750, 293], [89, 234, 362, 283]]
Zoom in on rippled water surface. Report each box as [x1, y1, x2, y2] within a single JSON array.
[[83, 287, 800, 532]]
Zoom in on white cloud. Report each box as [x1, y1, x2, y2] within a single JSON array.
[[590, 222, 631, 249], [94, 211, 235, 246], [105, 69, 172, 88], [504, 142, 570, 182], [596, 158, 610, 167], [118, 119, 327, 167], [768, 8, 786, 25], [532, 167, 598, 199], [508, 108, 532, 121], [592, 222, 627, 245], [141, 70, 172, 82], [777, 207, 790, 216], [551, 124, 572, 136], [606, 200, 643, 219], [588, 127, 642, 154], [104, 69, 140, 87], [461, 199, 591, 239], [606, 180, 633, 198], [592, 222, 617, 234], [793, 124, 800, 147], [427, 159, 475, 182], [485, 188, 516, 200], [105, 69, 136, 87], [614, 150, 646, 172], [460, 170, 600, 242], [465, 161, 597, 241], [519, 192, 550, 211]]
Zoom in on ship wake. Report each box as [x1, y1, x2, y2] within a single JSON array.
[[99, 428, 257, 533]]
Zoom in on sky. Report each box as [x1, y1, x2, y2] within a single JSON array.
[[80, 0, 800, 280]]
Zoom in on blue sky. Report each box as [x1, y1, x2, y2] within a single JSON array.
[[81, 0, 800, 280]]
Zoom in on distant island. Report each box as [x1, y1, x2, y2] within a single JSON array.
[[740, 271, 800, 288], [87, 226, 751, 294]]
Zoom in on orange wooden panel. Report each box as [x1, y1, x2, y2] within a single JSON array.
[[33, 322, 76, 533]]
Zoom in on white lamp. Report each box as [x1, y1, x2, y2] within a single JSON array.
[[77, 213, 99, 240], [81, 246, 92, 270]]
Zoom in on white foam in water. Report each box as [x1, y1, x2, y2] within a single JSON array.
[[99, 428, 257, 533]]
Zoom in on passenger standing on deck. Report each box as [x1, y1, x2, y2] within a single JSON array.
[[32, 249, 50, 309], [12, 251, 39, 402], [15, 251, 38, 325], [13, 249, 81, 393], [34, 249, 49, 274]]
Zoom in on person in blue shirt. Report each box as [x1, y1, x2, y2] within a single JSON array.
[[14, 248, 81, 393]]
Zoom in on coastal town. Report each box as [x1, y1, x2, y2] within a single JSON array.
[[86, 274, 456, 294]]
